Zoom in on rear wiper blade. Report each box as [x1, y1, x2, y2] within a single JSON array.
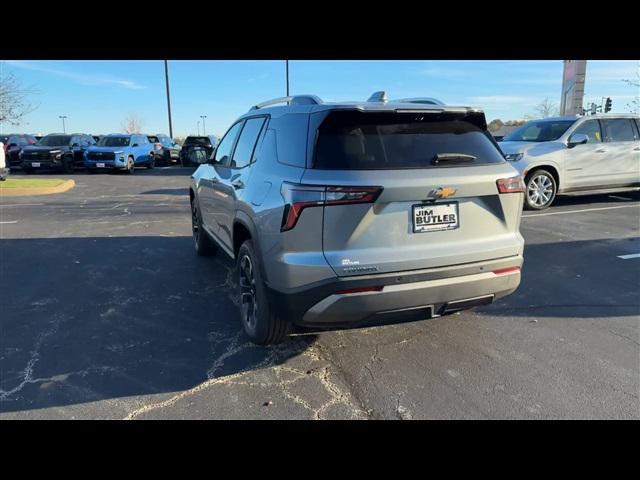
[[432, 153, 477, 165]]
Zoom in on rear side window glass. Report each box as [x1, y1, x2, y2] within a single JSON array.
[[573, 120, 602, 143], [231, 117, 266, 168], [214, 122, 244, 166], [602, 119, 635, 142], [314, 111, 504, 170], [269, 114, 308, 167]]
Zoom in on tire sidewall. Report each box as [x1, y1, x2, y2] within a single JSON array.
[[525, 169, 557, 210]]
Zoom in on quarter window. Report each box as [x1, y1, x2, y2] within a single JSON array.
[[602, 119, 635, 142], [231, 117, 267, 168], [572, 120, 602, 143]]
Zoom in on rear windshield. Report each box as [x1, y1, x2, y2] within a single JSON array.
[[38, 135, 72, 146], [147, 136, 159, 143], [98, 136, 130, 147], [184, 137, 210, 145], [314, 111, 504, 170], [503, 120, 575, 142]]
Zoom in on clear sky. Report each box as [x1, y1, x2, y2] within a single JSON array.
[[1, 60, 638, 138]]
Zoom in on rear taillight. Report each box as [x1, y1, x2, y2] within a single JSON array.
[[497, 176, 525, 193], [280, 182, 383, 232]]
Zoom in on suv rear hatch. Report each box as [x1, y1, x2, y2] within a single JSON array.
[[297, 109, 524, 276]]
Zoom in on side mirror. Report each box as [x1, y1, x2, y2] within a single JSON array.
[[8, 143, 17, 148], [567, 133, 589, 148]]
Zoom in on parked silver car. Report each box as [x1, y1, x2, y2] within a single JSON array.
[[499, 114, 640, 210], [190, 93, 525, 344]]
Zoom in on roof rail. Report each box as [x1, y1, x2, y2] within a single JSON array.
[[250, 95, 322, 110], [367, 91, 388, 103]]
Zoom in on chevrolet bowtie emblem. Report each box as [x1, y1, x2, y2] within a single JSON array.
[[429, 187, 457, 199]]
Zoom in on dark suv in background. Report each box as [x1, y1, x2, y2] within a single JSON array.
[[180, 135, 219, 166], [147, 134, 181, 165], [2, 134, 38, 168], [20, 133, 96, 173]]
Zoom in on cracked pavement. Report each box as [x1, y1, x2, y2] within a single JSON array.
[[1, 167, 638, 419]]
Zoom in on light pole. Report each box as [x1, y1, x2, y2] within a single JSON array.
[[197, 120, 200, 136], [59, 115, 67, 133], [200, 115, 207, 135], [164, 60, 174, 139], [285, 60, 289, 96]]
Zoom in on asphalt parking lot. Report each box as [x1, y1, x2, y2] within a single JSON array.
[[1, 167, 638, 419]]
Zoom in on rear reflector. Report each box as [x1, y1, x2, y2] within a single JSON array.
[[492, 266, 521, 275], [336, 286, 384, 295], [497, 176, 525, 193]]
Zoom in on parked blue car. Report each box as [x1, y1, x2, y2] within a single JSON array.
[[84, 133, 155, 174]]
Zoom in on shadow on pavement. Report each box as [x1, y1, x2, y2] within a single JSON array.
[[141, 188, 190, 196], [0, 236, 316, 414]]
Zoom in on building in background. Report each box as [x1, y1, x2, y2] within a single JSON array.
[[560, 60, 587, 115]]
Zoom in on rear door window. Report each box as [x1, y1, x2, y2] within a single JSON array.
[[602, 119, 635, 142], [230, 117, 266, 168], [314, 111, 505, 170]]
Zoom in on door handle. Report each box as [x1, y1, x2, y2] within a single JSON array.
[[633, 147, 640, 151], [595, 149, 606, 153], [232, 179, 245, 190]]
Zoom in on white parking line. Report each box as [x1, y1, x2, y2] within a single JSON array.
[[617, 253, 640, 260], [0, 221, 18, 224], [0, 203, 44, 207], [522, 203, 640, 218]]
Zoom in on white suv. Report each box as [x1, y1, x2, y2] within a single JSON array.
[[499, 114, 640, 209]]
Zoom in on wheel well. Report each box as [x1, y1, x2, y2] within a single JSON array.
[[189, 188, 195, 204], [525, 165, 559, 189], [233, 222, 252, 257]]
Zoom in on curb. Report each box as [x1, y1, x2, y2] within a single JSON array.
[[0, 179, 76, 197]]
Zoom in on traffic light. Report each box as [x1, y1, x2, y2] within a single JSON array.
[[604, 97, 612, 113]]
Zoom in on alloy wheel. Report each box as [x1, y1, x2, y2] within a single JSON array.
[[239, 254, 258, 331], [527, 173, 554, 208]]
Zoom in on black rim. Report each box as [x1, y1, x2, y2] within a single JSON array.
[[239, 254, 257, 331], [191, 202, 200, 244]]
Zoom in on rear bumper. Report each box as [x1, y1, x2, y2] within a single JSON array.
[[266, 255, 522, 327]]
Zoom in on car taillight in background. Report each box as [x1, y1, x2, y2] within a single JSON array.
[[280, 182, 383, 231], [496, 176, 525, 194]]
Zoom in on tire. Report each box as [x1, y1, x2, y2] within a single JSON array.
[[126, 156, 135, 175], [237, 240, 291, 345], [524, 169, 557, 210], [148, 155, 155, 169], [62, 155, 74, 174], [191, 197, 217, 257]]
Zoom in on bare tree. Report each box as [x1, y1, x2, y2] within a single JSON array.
[[0, 71, 39, 126], [121, 113, 143, 134], [487, 119, 504, 133], [526, 97, 559, 119], [622, 73, 639, 114]]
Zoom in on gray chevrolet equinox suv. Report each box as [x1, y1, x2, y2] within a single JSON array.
[[190, 93, 525, 345]]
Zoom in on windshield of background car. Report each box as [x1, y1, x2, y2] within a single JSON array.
[[503, 120, 575, 142], [147, 136, 159, 143], [314, 111, 504, 170], [38, 135, 73, 146], [98, 136, 131, 147]]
